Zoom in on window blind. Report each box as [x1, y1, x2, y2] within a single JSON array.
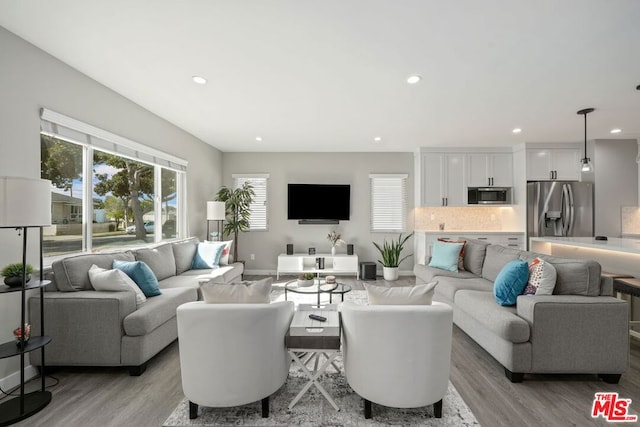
[[233, 174, 269, 231], [370, 174, 408, 232], [40, 108, 188, 172]]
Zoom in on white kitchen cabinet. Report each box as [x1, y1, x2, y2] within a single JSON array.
[[421, 153, 466, 206], [526, 147, 581, 181], [467, 153, 513, 187]]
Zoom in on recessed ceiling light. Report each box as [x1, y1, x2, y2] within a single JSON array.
[[610, 128, 622, 134], [512, 128, 522, 134], [255, 136, 263, 142], [373, 136, 382, 142], [407, 75, 421, 84], [192, 75, 207, 85]]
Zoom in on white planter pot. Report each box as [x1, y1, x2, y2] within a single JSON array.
[[383, 267, 399, 281], [297, 279, 315, 287]]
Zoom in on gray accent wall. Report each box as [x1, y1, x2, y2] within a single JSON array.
[[221, 152, 415, 275], [0, 26, 222, 381]]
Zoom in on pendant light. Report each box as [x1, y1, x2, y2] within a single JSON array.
[[577, 108, 594, 173]]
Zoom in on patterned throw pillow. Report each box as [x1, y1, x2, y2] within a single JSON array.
[[437, 238, 466, 271], [192, 241, 227, 269], [523, 257, 557, 295], [218, 240, 233, 265]]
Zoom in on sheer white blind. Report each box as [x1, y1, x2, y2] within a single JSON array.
[[233, 174, 269, 231], [40, 108, 188, 172], [370, 174, 407, 232]]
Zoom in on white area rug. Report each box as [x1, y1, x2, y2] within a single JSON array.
[[163, 288, 479, 427]]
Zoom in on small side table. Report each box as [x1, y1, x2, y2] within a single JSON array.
[[285, 304, 341, 411]]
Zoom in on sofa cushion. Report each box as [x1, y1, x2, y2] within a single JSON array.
[[493, 260, 530, 306], [113, 260, 161, 297], [192, 241, 227, 269], [482, 245, 522, 282], [365, 282, 438, 305], [437, 238, 465, 270], [461, 238, 490, 276], [200, 278, 272, 304], [123, 287, 197, 336], [434, 276, 494, 303], [414, 264, 478, 283], [52, 251, 136, 291], [135, 243, 177, 281], [455, 290, 530, 343], [180, 263, 244, 284], [539, 255, 601, 296], [172, 238, 199, 275]]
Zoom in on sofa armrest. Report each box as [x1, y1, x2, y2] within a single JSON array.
[[29, 291, 137, 366], [516, 295, 629, 373]]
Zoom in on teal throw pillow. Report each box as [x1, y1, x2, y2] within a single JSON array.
[[493, 260, 529, 306], [428, 241, 464, 272], [192, 241, 227, 269], [113, 260, 161, 297]]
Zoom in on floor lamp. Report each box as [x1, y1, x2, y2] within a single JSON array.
[[206, 201, 226, 241], [0, 177, 52, 425]]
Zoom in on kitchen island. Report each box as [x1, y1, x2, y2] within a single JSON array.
[[529, 236, 640, 277]]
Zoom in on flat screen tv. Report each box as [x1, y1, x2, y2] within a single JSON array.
[[288, 184, 350, 222]]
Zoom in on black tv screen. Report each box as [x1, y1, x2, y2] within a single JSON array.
[[288, 184, 350, 221]]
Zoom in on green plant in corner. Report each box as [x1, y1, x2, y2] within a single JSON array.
[[372, 232, 414, 268], [215, 181, 255, 262], [2, 263, 34, 278]]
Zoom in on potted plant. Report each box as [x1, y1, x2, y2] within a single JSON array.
[[1, 263, 34, 287], [372, 233, 414, 281], [297, 273, 315, 287], [215, 181, 255, 263]]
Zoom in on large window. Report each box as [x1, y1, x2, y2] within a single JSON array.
[[370, 174, 408, 232], [40, 109, 187, 257], [233, 174, 269, 231]]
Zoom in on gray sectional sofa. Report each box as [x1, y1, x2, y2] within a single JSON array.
[[29, 237, 243, 375], [414, 238, 629, 383]]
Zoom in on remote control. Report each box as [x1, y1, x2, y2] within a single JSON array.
[[309, 314, 327, 322]]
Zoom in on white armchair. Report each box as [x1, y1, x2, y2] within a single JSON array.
[[341, 301, 453, 419], [176, 301, 295, 419]]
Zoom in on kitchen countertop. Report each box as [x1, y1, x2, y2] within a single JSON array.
[[530, 236, 640, 255]]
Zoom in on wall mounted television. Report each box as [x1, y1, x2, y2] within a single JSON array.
[[287, 184, 350, 223]]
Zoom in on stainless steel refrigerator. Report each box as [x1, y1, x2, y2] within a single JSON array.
[[527, 181, 594, 247]]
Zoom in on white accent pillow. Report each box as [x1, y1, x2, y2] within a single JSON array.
[[364, 281, 438, 305], [218, 240, 233, 265], [523, 257, 557, 295], [88, 264, 147, 306], [201, 277, 272, 304]]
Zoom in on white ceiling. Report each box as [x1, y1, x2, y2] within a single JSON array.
[[1, 1, 640, 152]]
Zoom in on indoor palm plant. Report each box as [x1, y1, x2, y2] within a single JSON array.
[[215, 181, 255, 262], [372, 232, 414, 281]]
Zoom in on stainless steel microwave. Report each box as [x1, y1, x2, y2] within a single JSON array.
[[467, 187, 512, 205]]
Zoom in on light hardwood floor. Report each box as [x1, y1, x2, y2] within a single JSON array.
[[5, 275, 639, 426]]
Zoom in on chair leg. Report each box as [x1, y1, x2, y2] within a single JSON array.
[[189, 401, 198, 419], [504, 368, 524, 383], [261, 396, 269, 418], [364, 399, 372, 419], [433, 399, 443, 418]]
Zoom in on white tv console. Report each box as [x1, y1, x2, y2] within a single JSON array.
[[277, 253, 359, 279]]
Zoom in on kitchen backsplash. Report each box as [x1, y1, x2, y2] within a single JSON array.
[[414, 206, 515, 231], [621, 206, 640, 234]]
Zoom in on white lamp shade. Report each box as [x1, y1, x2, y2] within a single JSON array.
[[0, 177, 52, 227], [207, 201, 226, 221]]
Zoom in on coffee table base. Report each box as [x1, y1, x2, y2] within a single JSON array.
[[288, 349, 340, 411]]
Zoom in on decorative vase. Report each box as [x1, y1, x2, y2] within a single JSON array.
[[383, 267, 399, 281], [331, 246, 336, 256], [4, 275, 30, 287]]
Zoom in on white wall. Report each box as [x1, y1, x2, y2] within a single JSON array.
[[220, 152, 415, 275], [0, 27, 222, 382], [593, 139, 638, 236]]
